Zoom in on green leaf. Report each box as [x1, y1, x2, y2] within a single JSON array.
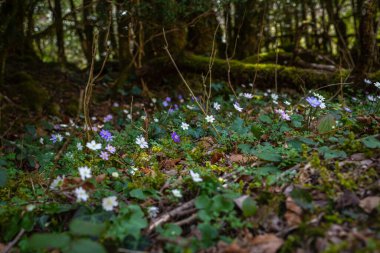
[[238, 143, 252, 154], [317, 114, 335, 134], [257, 152, 282, 162], [362, 136, 380, 149], [242, 197, 257, 217], [195, 195, 211, 210], [198, 223, 218, 247], [28, 233, 71, 250], [129, 189, 146, 200], [158, 223, 182, 238], [259, 114, 273, 124], [65, 239, 106, 253], [69, 219, 106, 237], [211, 195, 234, 213], [290, 188, 313, 210]]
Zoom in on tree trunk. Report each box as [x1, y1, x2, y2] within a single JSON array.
[[83, 0, 94, 65], [53, 0, 66, 66], [353, 0, 378, 83]]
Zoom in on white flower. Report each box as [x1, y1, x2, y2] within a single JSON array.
[[233, 102, 243, 112], [26, 204, 36, 212], [127, 114, 132, 120], [50, 175, 65, 190], [284, 100, 291, 106], [190, 170, 203, 182], [187, 105, 195, 110], [86, 140, 101, 150], [205, 115, 215, 123], [123, 109, 129, 114], [374, 82, 380, 89], [56, 134, 64, 142], [271, 93, 279, 101], [113, 102, 119, 107], [172, 189, 182, 198], [181, 122, 189, 130], [78, 166, 92, 181], [148, 206, 159, 218], [319, 102, 326, 109], [74, 187, 89, 202], [151, 98, 157, 103], [39, 137, 44, 145], [129, 167, 138, 175], [154, 118, 159, 123], [102, 196, 118, 211], [364, 79, 372, 84], [111, 172, 119, 178], [213, 102, 221, 111], [368, 95, 376, 102], [136, 135, 148, 149], [141, 115, 146, 120], [249, 83, 254, 87], [76, 142, 83, 151], [243, 93, 253, 99]]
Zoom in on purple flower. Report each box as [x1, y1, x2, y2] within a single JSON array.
[[106, 144, 116, 154], [306, 96, 321, 108], [100, 151, 109, 160], [50, 134, 57, 143], [100, 130, 113, 142], [168, 108, 175, 114], [174, 104, 179, 110], [165, 97, 171, 102], [178, 95, 183, 100], [163, 101, 169, 107], [171, 132, 180, 143], [344, 107, 352, 113], [103, 114, 113, 122]]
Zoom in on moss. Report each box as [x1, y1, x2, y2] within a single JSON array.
[[7, 71, 49, 113], [242, 50, 292, 64]]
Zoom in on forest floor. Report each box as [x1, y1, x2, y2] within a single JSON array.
[[1, 63, 380, 253]]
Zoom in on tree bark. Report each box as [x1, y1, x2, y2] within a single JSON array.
[[353, 0, 378, 82], [53, 0, 66, 66]]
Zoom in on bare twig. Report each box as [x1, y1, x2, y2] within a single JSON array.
[[148, 199, 195, 233], [2, 229, 25, 253]]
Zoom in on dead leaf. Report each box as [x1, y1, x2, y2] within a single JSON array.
[[219, 242, 248, 253], [197, 136, 215, 149], [211, 152, 224, 164], [160, 158, 181, 169], [249, 234, 284, 253], [95, 174, 106, 183], [230, 154, 256, 164], [284, 197, 302, 227], [359, 196, 380, 213]]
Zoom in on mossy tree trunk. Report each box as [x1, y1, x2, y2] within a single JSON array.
[[53, 0, 66, 67]]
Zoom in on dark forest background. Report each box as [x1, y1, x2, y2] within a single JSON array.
[[1, 0, 380, 129]]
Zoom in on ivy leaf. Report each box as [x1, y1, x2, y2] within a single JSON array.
[[259, 114, 273, 124], [317, 114, 335, 134], [362, 136, 380, 149], [257, 152, 282, 162], [65, 239, 106, 253], [211, 195, 234, 213], [69, 219, 106, 237], [129, 189, 146, 200], [28, 233, 71, 250]]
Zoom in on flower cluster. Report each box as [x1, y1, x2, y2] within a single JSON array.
[[306, 93, 326, 109], [274, 109, 291, 121]]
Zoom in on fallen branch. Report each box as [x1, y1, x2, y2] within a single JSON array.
[[2, 229, 25, 253], [148, 199, 195, 233]]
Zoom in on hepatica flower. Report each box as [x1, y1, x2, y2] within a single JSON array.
[[103, 114, 113, 122], [148, 206, 159, 218], [374, 82, 380, 89], [102, 196, 118, 211], [100, 151, 109, 160], [50, 175, 65, 190], [99, 129, 113, 142], [106, 144, 116, 154], [74, 187, 89, 202], [213, 102, 221, 111], [275, 109, 291, 121], [50, 134, 63, 143], [171, 132, 181, 143], [172, 189, 182, 198], [136, 135, 148, 149], [233, 102, 243, 112], [306, 96, 321, 108], [86, 140, 101, 150], [78, 166, 92, 181], [205, 115, 215, 123], [181, 122, 189, 130], [190, 170, 203, 182]]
